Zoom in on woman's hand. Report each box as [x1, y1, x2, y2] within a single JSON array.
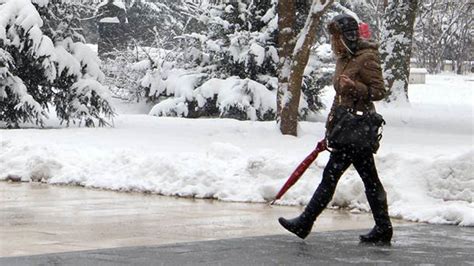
[[339, 74, 355, 89]]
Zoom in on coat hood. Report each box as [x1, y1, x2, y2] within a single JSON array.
[[356, 40, 380, 55]]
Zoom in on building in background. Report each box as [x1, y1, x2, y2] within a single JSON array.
[[95, 0, 128, 57]]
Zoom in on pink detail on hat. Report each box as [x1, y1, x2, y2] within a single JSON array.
[[359, 23, 371, 39]]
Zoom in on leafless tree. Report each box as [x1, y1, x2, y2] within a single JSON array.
[[277, 0, 334, 136], [413, 0, 473, 74]]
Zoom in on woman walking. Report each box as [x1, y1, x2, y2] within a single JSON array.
[[278, 14, 392, 244]]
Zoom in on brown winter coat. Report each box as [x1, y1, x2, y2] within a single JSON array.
[[325, 40, 387, 136]]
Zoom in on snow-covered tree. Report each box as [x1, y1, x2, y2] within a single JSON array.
[[380, 0, 418, 103], [138, 0, 329, 122], [0, 0, 114, 128], [141, 0, 279, 120]]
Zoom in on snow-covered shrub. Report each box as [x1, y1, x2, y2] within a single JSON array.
[[148, 75, 276, 120], [0, 0, 114, 128]]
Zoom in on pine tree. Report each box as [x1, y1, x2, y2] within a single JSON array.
[[211, 0, 278, 87], [0, 0, 114, 128]]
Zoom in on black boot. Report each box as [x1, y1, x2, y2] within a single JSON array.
[[279, 152, 346, 239], [360, 190, 393, 244], [278, 213, 314, 239], [359, 225, 393, 244], [278, 187, 331, 239]]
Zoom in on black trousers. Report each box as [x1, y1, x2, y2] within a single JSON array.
[[305, 148, 391, 228]]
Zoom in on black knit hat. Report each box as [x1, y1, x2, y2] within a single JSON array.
[[328, 14, 359, 52]]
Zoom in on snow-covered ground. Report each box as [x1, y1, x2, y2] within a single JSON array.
[[1, 74, 473, 226]]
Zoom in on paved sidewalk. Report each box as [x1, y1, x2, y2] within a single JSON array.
[[4, 182, 471, 265], [1, 225, 473, 265], [1, 182, 403, 257]]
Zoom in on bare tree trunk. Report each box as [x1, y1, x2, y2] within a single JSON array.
[[277, 0, 333, 136], [276, 0, 296, 124], [380, 0, 418, 103]]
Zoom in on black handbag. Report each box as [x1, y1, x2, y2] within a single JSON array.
[[327, 106, 385, 153]]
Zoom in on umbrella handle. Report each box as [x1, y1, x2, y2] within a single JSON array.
[[316, 139, 327, 152]]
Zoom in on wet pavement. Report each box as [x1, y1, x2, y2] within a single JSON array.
[[1, 182, 472, 265], [0, 182, 403, 258], [1, 224, 473, 265]]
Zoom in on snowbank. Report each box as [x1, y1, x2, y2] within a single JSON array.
[[1, 74, 473, 226]]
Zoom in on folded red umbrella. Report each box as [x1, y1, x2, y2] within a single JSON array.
[[270, 139, 327, 205]]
